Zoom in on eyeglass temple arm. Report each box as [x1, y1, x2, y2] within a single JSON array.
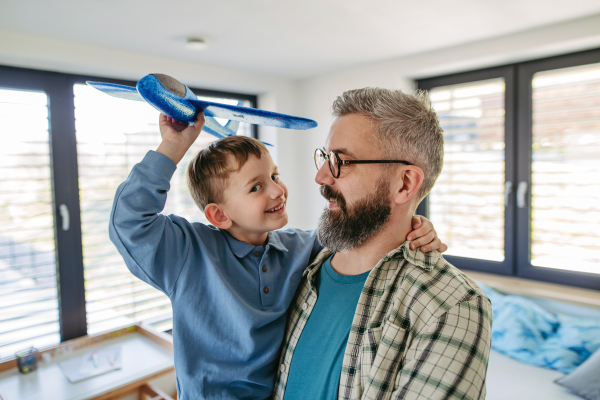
[[341, 160, 413, 166]]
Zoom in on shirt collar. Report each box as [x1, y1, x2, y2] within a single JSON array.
[[388, 241, 442, 272], [266, 231, 289, 253], [302, 240, 441, 281], [222, 230, 256, 258], [222, 229, 289, 258], [303, 248, 334, 290]]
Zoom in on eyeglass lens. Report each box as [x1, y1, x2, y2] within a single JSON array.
[[314, 149, 340, 178], [328, 151, 339, 178], [314, 149, 324, 170]]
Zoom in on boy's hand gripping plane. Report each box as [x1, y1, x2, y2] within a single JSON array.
[[87, 73, 317, 143]]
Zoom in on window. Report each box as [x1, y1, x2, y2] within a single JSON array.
[[428, 78, 506, 262], [0, 65, 257, 358], [418, 48, 600, 289], [529, 63, 600, 274], [0, 88, 60, 358]]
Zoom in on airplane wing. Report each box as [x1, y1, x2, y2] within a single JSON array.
[[86, 82, 145, 101], [189, 99, 317, 130]]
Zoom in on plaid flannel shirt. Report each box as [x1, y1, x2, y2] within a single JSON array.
[[273, 241, 492, 400]]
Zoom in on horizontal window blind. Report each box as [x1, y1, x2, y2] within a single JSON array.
[[0, 88, 60, 359], [74, 84, 252, 334], [429, 79, 506, 262], [531, 62, 600, 274]]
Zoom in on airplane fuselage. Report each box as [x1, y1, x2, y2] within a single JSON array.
[[137, 74, 199, 125]]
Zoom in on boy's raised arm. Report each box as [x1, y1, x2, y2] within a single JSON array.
[[109, 113, 206, 296]]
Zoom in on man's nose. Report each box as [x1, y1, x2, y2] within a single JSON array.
[[315, 162, 335, 186]]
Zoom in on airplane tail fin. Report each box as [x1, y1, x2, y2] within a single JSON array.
[[202, 116, 236, 140], [202, 113, 273, 146], [223, 100, 243, 134]]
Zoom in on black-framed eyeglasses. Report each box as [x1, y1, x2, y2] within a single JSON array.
[[314, 148, 413, 179]]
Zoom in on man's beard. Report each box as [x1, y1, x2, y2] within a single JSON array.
[[316, 178, 392, 252]]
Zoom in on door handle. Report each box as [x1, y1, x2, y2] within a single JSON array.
[[516, 182, 528, 209], [504, 181, 513, 207], [59, 204, 70, 231]]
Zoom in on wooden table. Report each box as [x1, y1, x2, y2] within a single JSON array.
[[0, 325, 175, 400]]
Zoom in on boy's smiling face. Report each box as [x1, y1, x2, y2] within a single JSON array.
[[212, 152, 288, 246]]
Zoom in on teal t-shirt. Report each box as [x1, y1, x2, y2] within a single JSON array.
[[283, 255, 370, 400]]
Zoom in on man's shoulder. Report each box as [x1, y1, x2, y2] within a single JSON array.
[[408, 253, 488, 302], [390, 248, 491, 327]]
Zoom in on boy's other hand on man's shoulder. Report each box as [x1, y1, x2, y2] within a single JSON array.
[[408, 215, 448, 253], [157, 112, 205, 165]]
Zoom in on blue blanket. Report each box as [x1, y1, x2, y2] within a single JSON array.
[[480, 284, 600, 373]]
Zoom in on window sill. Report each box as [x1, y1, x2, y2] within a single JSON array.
[[466, 271, 600, 310]]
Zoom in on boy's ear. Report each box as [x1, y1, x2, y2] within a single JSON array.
[[205, 203, 232, 229]]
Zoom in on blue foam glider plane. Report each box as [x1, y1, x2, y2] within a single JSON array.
[[87, 73, 317, 142]]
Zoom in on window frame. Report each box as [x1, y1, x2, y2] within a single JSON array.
[[515, 48, 600, 289], [417, 65, 517, 277], [417, 48, 600, 290], [0, 65, 258, 343]]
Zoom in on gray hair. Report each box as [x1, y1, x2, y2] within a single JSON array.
[[331, 87, 444, 204]]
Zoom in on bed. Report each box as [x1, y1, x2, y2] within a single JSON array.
[[468, 271, 600, 400]]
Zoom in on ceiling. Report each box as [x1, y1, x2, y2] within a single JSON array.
[[2, 0, 600, 79]]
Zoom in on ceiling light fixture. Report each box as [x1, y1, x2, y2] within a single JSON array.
[[186, 37, 208, 51]]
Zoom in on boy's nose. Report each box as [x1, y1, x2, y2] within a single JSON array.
[[269, 182, 285, 199]]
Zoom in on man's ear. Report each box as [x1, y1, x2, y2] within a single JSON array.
[[204, 203, 232, 229], [394, 166, 424, 205]]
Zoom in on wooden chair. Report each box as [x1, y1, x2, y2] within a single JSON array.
[[139, 383, 175, 400]]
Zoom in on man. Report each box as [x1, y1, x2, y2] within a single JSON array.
[[274, 88, 492, 400]]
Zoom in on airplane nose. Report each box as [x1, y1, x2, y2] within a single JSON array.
[[137, 74, 197, 124], [151, 73, 187, 97]]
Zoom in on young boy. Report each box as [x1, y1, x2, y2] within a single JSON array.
[[109, 113, 446, 399]]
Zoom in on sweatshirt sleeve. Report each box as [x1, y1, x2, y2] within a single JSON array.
[[109, 150, 195, 297]]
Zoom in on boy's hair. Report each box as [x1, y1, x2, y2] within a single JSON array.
[[187, 136, 269, 211]]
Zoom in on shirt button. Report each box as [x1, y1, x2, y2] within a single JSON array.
[[254, 251, 260, 257], [263, 287, 270, 294], [280, 364, 286, 373], [302, 303, 308, 311], [262, 266, 267, 272]]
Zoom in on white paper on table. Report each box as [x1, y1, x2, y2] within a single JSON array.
[[58, 346, 122, 383]]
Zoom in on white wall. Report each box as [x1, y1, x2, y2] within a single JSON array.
[[291, 13, 600, 231]]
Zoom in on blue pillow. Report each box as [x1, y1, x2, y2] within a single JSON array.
[[555, 349, 600, 400]]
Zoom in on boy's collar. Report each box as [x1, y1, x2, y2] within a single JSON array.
[[222, 229, 288, 258], [266, 231, 288, 253]]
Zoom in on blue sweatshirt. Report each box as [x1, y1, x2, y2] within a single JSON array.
[[109, 151, 322, 399]]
